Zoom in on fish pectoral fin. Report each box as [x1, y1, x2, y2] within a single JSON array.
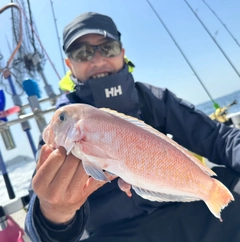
[[132, 186, 200, 202], [82, 160, 110, 182], [105, 171, 116, 176]]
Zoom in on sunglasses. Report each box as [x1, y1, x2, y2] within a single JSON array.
[[68, 40, 122, 62]]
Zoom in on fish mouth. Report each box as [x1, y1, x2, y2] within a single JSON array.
[[53, 124, 79, 154], [52, 142, 59, 150], [50, 139, 74, 155], [43, 125, 55, 146], [65, 142, 75, 155]]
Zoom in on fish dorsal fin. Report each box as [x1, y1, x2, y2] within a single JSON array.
[[100, 108, 216, 177], [100, 108, 166, 137], [132, 186, 200, 202]]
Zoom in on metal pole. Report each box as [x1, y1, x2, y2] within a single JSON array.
[[0, 106, 56, 130], [7, 75, 37, 157], [145, 0, 220, 109]]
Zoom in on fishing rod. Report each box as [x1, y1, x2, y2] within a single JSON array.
[[49, 0, 66, 74], [184, 0, 240, 79], [145, 0, 220, 109], [15, 0, 61, 81], [0, 90, 15, 200], [202, 0, 240, 49]]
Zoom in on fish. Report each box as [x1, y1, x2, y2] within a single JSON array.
[[43, 103, 234, 221]]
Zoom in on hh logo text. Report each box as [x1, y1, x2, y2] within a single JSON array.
[[105, 85, 122, 98]]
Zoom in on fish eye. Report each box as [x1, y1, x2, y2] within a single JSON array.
[[58, 112, 66, 122]]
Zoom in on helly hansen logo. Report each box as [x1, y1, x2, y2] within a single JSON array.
[[105, 85, 122, 98]]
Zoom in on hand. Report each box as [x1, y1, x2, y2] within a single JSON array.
[[32, 144, 116, 224]]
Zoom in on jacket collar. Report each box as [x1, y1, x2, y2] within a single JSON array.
[[67, 65, 141, 118]]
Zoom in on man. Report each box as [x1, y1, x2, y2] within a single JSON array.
[[25, 12, 240, 242]]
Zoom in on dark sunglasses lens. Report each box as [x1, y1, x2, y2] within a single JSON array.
[[71, 45, 94, 62], [70, 41, 121, 62], [99, 41, 121, 58]]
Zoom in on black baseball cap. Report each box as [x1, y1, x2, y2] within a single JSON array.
[[63, 12, 121, 52]]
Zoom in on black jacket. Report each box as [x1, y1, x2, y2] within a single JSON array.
[[25, 66, 240, 242]]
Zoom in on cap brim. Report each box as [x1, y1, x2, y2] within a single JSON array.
[[65, 29, 119, 52]]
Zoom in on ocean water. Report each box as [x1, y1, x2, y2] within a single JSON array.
[[1, 90, 240, 206], [1, 156, 35, 205]]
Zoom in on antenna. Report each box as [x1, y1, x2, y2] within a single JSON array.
[[145, 0, 220, 109], [202, 0, 240, 49]]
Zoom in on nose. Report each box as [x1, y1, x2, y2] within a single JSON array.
[[90, 49, 106, 66]]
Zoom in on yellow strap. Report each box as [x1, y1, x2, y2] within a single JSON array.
[[59, 70, 75, 91], [124, 56, 135, 73]]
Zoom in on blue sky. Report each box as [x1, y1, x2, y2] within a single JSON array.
[[0, 0, 240, 161]]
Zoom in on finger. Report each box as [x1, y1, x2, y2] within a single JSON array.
[[105, 173, 118, 181], [33, 147, 68, 191], [67, 160, 93, 195], [84, 177, 108, 196], [83, 174, 118, 197], [51, 154, 86, 193], [36, 145, 54, 171], [117, 178, 132, 197]]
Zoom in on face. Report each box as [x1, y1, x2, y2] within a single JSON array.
[[65, 34, 125, 82]]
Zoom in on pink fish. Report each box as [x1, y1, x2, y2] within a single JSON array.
[[43, 103, 234, 221]]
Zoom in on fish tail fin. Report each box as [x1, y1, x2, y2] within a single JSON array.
[[205, 178, 234, 222]]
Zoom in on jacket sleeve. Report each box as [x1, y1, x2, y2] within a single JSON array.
[[137, 82, 240, 172], [164, 90, 240, 172], [25, 193, 89, 242], [24, 137, 90, 242]]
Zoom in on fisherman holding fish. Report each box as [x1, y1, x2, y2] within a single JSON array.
[[25, 12, 240, 242]]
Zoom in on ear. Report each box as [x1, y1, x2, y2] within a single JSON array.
[[65, 58, 71, 69], [65, 58, 78, 79], [121, 48, 125, 57], [121, 48, 125, 65]]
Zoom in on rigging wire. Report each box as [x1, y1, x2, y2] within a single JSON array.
[[13, 0, 46, 80], [26, 0, 36, 52], [145, 0, 220, 109], [49, 0, 66, 74], [1, 35, 24, 95], [15, 0, 61, 80], [202, 0, 240, 49], [184, 0, 240, 79]]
